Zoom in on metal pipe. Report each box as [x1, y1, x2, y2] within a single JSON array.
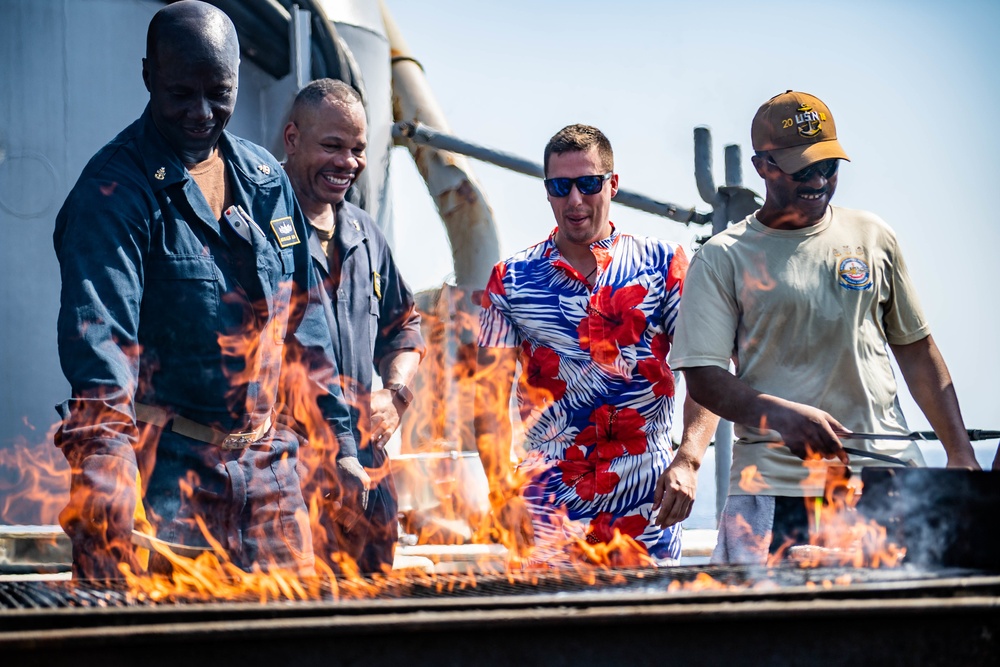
[[713, 420, 733, 524], [381, 2, 500, 290], [393, 121, 543, 179], [394, 121, 710, 226], [693, 127, 716, 205], [692, 125, 735, 524], [724, 144, 742, 188], [290, 5, 312, 91]]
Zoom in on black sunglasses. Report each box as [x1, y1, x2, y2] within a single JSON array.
[[543, 172, 612, 197], [766, 155, 839, 182]]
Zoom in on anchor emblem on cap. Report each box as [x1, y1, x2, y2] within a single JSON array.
[[795, 104, 823, 138]]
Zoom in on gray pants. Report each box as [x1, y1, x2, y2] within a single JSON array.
[[711, 495, 775, 565]]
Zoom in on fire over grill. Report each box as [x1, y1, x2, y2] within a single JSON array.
[[2, 565, 998, 666]]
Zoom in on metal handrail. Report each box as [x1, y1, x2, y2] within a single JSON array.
[[392, 121, 713, 226]]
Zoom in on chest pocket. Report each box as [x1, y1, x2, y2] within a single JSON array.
[[369, 294, 380, 355], [272, 248, 296, 345], [143, 254, 220, 349]]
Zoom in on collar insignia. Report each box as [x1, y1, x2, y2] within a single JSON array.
[[154, 167, 166, 181]]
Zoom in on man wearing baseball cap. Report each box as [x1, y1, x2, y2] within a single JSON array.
[[669, 91, 980, 563]]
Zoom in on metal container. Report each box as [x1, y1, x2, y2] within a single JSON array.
[[392, 447, 490, 545]]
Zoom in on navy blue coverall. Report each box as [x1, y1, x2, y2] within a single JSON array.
[[54, 108, 357, 578], [308, 200, 423, 572]]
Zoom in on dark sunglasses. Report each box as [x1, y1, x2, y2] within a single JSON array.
[[767, 155, 839, 182], [543, 172, 612, 197]]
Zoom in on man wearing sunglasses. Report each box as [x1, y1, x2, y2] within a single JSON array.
[[670, 91, 979, 563], [475, 124, 718, 566]]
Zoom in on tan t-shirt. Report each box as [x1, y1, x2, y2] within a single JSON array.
[[187, 148, 231, 221], [670, 206, 928, 496]]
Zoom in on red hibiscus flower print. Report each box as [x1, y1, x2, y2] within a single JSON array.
[[589, 511, 650, 543], [577, 284, 649, 364], [575, 404, 647, 459], [636, 333, 674, 396], [557, 445, 620, 502], [637, 358, 675, 397], [480, 263, 507, 308], [649, 333, 670, 361], [667, 246, 689, 294], [520, 343, 567, 404]]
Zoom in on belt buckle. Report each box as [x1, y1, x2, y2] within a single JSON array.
[[221, 431, 256, 450]]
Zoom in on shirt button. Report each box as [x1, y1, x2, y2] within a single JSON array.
[[337, 290, 346, 298]]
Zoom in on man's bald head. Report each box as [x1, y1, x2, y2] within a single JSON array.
[[146, 0, 240, 69], [142, 0, 241, 164]]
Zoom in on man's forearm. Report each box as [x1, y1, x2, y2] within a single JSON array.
[[674, 392, 719, 468], [682, 365, 847, 461], [683, 365, 771, 428], [378, 349, 421, 387], [890, 335, 978, 467]]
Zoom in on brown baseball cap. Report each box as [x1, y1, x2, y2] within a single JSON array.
[[751, 91, 850, 174]]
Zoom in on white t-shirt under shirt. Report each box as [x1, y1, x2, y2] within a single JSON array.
[[670, 206, 928, 497]]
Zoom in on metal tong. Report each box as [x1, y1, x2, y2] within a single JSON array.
[[837, 428, 1000, 467], [840, 446, 918, 468], [841, 429, 1000, 442]]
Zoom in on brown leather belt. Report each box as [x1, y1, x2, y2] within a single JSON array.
[[134, 403, 273, 450]]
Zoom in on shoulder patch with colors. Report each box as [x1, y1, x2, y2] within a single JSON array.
[[270, 217, 300, 247], [834, 245, 872, 291]]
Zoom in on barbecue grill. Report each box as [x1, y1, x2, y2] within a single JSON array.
[[2, 565, 998, 666]]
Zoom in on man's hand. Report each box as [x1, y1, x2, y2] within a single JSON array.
[[767, 400, 849, 463], [60, 454, 141, 580], [947, 449, 982, 470], [654, 391, 716, 529], [337, 456, 372, 511], [652, 456, 699, 528], [369, 388, 403, 449], [685, 366, 847, 463], [489, 480, 535, 557]]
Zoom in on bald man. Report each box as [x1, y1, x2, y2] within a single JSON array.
[[54, 1, 360, 579]]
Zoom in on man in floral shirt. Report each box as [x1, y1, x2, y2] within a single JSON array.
[[475, 125, 718, 565]]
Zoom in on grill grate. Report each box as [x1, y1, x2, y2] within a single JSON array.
[[0, 563, 990, 611]]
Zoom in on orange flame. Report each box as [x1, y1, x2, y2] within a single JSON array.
[[0, 425, 69, 525], [1, 278, 909, 600], [738, 465, 770, 493]]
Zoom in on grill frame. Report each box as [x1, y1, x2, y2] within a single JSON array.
[[3, 566, 999, 666]]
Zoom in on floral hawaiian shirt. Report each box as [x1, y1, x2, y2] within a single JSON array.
[[478, 225, 689, 561]]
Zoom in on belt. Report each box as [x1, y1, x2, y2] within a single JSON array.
[[134, 403, 273, 450]]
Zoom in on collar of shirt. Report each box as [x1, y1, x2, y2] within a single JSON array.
[[136, 105, 281, 195], [333, 200, 366, 251], [542, 222, 619, 281]]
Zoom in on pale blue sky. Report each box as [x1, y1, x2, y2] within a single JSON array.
[[384, 0, 1000, 444]]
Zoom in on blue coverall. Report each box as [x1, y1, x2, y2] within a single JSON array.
[[308, 200, 424, 572], [54, 107, 357, 578]]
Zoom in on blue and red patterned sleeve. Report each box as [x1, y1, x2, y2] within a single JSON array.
[[662, 244, 689, 337], [477, 262, 520, 348]]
